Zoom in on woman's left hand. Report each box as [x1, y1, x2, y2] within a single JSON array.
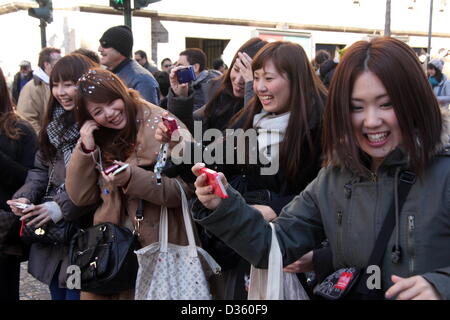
[[385, 275, 442, 300], [101, 160, 131, 188], [20, 204, 52, 228]]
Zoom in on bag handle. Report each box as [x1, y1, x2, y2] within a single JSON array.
[[159, 179, 197, 257], [248, 222, 284, 300]]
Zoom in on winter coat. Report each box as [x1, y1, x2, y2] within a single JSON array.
[[191, 70, 222, 112], [66, 103, 194, 238], [13, 150, 95, 287], [114, 59, 160, 106], [12, 72, 33, 104], [433, 74, 450, 108], [16, 75, 50, 134], [0, 120, 37, 256], [193, 111, 450, 300]]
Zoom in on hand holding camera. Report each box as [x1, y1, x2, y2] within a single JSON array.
[[169, 66, 194, 98], [192, 163, 229, 211], [102, 161, 131, 187], [7, 198, 32, 216]]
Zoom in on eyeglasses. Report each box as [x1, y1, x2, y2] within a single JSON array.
[[100, 41, 112, 48], [163, 64, 172, 68]]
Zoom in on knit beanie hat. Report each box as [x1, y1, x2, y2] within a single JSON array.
[[99, 25, 133, 58], [429, 58, 444, 72]]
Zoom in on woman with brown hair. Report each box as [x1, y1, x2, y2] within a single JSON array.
[[65, 68, 192, 300], [0, 66, 38, 300], [191, 37, 450, 300], [8, 54, 98, 300]]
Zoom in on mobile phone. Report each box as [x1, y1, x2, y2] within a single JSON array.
[[162, 116, 178, 135], [12, 202, 32, 210], [111, 163, 130, 176], [103, 164, 121, 176], [199, 168, 229, 199], [175, 66, 196, 84]]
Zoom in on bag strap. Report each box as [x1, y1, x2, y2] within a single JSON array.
[[159, 179, 197, 257], [248, 222, 284, 300], [355, 170, 416, 296]]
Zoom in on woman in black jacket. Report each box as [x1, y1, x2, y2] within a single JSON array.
[[0, 66, 38, 300]]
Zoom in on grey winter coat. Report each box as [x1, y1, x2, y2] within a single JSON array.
[[193, 112, 450, 299], [13, 150, 94, 287]]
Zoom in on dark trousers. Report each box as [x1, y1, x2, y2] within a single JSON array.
[[0, 255, 21, 300]]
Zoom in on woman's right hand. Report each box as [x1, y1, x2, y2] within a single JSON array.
[[169, 66, 189, 97], [155, 111, 172, 144], [7, 198, 31, 216], [192, 163, 227, 210], [80, 120, 99, 151]]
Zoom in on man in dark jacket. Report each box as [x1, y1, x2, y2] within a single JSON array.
[[315, 50, 337, 88], [11, 61, 33, 104], [134, 50, 158, 75], [98, 25, 160, 105]]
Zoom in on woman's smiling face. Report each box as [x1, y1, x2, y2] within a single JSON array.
[[86, 98, 127, 130], [350, 71, 403, 170]]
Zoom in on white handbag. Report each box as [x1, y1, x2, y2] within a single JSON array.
[[134, 180, 221, 300], [247, 222, 310, 300]]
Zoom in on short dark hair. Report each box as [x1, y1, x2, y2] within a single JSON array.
[[315, 49, 331, 65], [38, 47, 61, 69], [135, 50, 147, 59], [212, 58, 225, 70], [323, 37, 442, 176], [179, 48, 207, 72]]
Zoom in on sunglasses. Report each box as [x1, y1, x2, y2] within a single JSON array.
[[100, 41, 112, 48], [163, 64, 172, 68]]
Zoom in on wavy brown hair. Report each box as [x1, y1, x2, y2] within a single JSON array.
[[230, 41, 327, 183], [75, 68, 140, 163], [323, 37, 442, 176], [0, 66, 23, 140], [40, 54, 99, 161]]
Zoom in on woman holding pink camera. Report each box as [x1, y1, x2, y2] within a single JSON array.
[[65, 68, 192, 300]]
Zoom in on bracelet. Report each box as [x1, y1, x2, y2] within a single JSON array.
[[81, 142, 96, 153]]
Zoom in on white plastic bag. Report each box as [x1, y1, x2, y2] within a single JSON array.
[[248, 223, 309, 300]]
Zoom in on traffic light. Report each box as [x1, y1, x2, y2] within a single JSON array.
[[28, 0, 53, 24], [110, 0, 125, 10], [134, 0, 161, 10]]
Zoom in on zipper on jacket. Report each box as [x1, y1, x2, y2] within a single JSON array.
[[337, 210, 343, 225], [407, 215, 415, 275]]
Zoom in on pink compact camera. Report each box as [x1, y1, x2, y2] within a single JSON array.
[[162, 116, 178, 135], [103, 163, 129, 176], [199, 168, 229, 199]]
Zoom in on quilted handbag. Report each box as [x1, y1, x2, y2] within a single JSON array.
[[248, 223, 309, 300], [134, 180, 221, 300]]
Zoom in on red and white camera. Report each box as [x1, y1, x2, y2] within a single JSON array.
[[199, 168, 229, 199], [103, 163, 129, 176]]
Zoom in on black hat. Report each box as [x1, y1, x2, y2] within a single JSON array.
[[99, 25, 133, 58]]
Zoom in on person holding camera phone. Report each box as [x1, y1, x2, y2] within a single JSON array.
[[191, 37, 450, 300], [7, 54, 99, 300], [0, 66, 38, 301], [65, 68, 193, 300]]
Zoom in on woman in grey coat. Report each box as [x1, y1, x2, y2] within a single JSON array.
[[191, 37, 450, 300], [8, 54, 98, 300]]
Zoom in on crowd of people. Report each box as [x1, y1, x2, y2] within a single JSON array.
[[0, 23, 449, 301]]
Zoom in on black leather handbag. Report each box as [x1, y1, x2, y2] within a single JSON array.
[[69, 222, 139, 295], [68, 199, 144, 295]]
